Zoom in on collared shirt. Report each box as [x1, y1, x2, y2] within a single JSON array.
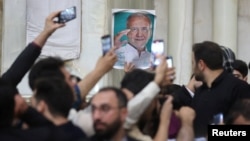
[[114, 43, 153, 69], [173, 70, 250, 137]]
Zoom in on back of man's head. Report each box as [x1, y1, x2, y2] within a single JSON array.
[[232, 59, 248, 78], [29, 57, 65, 90], [225, 99, 250, 124], [120, 69, 155, 95], [193, 41, 223, 70], [33, 77, 74, 118], [0, 79, 18, 127]]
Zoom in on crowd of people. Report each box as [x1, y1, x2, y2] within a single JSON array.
[[1, 10, 250, 141]]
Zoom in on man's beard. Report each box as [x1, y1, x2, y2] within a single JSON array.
[[94, 118, 122, 139], [194, 72, 204, 82], [194, 67, 204, 82]]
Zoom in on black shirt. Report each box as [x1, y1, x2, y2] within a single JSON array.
[[173, 70, 250, 137]]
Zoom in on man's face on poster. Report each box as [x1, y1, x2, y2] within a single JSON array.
[[127, 16, 152, 50]]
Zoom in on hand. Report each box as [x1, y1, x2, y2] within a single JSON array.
[[14, 94, 28, 117], [113, 29, 130, 49], [94, 49, 117, 74], [33, 11, 66, 47], [160, 67, 176, 86], [154, 55, 167, 85], [186, 75, 203, 93], [43, 11, 65, 36], [160, 95, 173, 122], [124, 62, 135, 73]]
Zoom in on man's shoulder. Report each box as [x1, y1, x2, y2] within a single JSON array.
[[115, 44, 128, 52]]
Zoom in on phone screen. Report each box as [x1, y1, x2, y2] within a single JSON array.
[[212, 113, 224, 125], [151, 40, 164, 55], [166, 56, 173, 68], [58, 6, 76, 23], [151, 40, 164, 66], [101, 35, 111, 56]]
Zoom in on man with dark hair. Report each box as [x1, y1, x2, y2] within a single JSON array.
[[28, 51, 117, 137], [0, 79, 53, 141], [28, 57, 67, 90], [232, 59, 248, 82], [173, 41, 250, 138], [29, 49, 117, 110], [114, 12, 154, 69], [121, 69, 155, 96], [90, 87, 138, 141], [225, 99, 250, 124], [31, 77, 87, 140], [0, 77, 89, 141]]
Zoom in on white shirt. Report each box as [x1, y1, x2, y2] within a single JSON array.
[[114, 43, 153, 69], [68, 82, 160, 137]]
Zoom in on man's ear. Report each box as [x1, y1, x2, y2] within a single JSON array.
[[120, 108, 128, 122], [198, 60, 206, 70], [243, 76, 248, 82], [37, 100, 47, 113], [122, 88, 134, 100]]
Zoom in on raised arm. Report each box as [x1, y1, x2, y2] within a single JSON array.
[[153, 95, 173, 141], [77, 49, 117, 100], [176, 106, 196, 141], [124, 56, 167, 129], [1, 11, 65, 86]]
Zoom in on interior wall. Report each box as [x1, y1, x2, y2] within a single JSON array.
[[2, 0, 27, 74], [0, 0, 2, 71], [238, 0, 250, 82]]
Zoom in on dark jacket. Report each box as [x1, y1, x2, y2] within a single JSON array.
[[173, 71, 250, 137]]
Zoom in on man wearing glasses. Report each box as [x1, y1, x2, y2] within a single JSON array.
[[90, 87, 138, 141], [114, 12, 153, 70]]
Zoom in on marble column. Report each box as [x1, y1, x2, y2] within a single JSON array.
[[213, 0, 238, 54], [168, 0, 194, 84]]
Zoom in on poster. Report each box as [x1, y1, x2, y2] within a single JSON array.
[[112, 9, 156, 70]]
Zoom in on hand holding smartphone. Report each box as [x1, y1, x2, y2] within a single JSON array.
[[58, 6, 77, 23], [101, 35, 112, 56]]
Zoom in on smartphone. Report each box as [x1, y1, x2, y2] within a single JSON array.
[[212, 113, 224, 125], [58, 6, 76, 23], [101, 35, 112, 56], [151, 39, 164, 55], [166, 56, 173, 68], [151, 39, 164, 66]]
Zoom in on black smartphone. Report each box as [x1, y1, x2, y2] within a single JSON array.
[[151, 39, 164, 66], [58, 6, 76, 23], [166, 56, 173, 68], [101, 35, 111, 56]]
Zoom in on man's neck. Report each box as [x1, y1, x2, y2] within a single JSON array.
[[111, 127, 126, 141], [44, 111, 68, 126], [204, 69, 224, 88], [128, 43, 145, 55]]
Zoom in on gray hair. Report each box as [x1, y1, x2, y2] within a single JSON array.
[[126, 12, 152, 28]]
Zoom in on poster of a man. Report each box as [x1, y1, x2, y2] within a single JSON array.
[[112, 9, 156, 70]]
